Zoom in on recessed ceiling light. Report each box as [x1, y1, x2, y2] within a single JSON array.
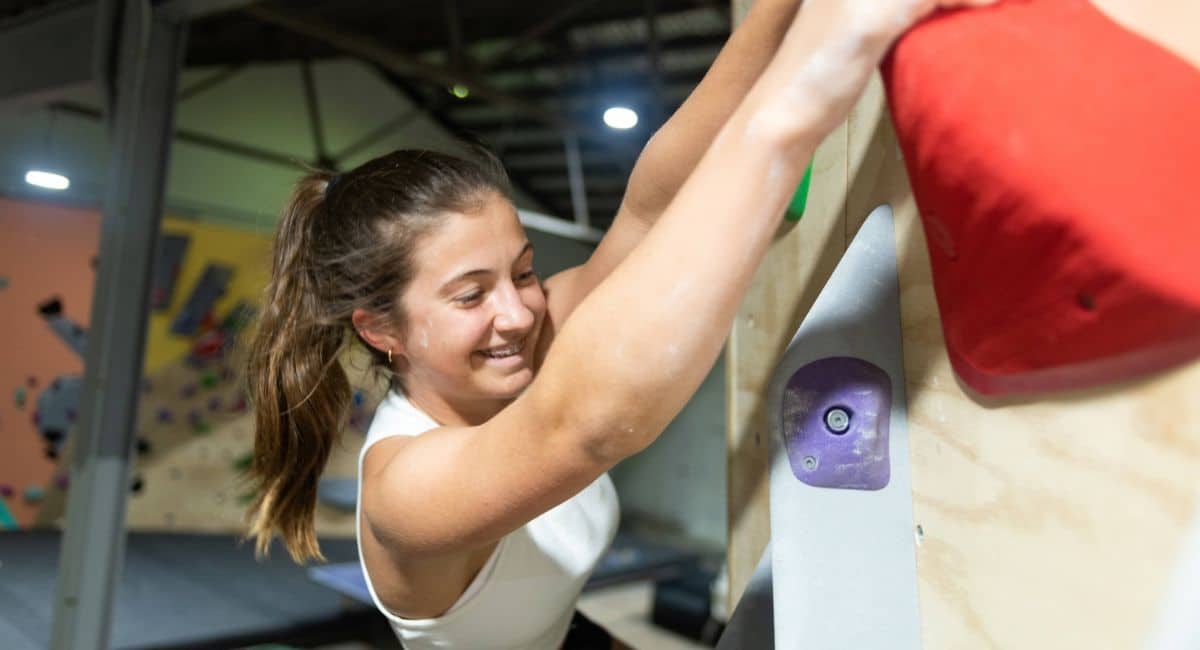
[[603, 107, 638, 130], [25, 170, 70, 191]]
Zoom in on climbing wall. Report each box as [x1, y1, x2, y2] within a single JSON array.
[[0, 198, 98, 529], [34, 346, 385, 536], [850, 75, 1200, 649], [1, 198, 374, 538], [730, 2, 1200, 647]]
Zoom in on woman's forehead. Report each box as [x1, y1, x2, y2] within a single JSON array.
[[413, 204, 530, 282]]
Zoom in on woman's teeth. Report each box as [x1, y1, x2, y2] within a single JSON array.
[[482, 340, 523, 358]]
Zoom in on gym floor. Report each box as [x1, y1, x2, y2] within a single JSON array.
[[300, 581, 708, 650]]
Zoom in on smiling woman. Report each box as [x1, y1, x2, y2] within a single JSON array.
[[243, 0, 996, 647]]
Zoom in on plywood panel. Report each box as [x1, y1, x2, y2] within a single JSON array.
[[894, 174, 1200, 648], [723, 0, 1200, 622], [725, 98, 852, 608], [848, 14, 1200, 644]]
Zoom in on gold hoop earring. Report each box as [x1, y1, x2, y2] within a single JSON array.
[[387, 348, 393, 364]]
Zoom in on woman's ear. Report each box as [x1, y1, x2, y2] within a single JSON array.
[[351, 308, 403, 359]]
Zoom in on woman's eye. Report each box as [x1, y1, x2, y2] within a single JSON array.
[[454, 291, 483, 305], [517, 270, 537, 282]]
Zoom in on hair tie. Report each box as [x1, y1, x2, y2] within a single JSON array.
[[325, 173, 342, 199]]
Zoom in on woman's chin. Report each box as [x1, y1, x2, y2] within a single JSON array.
[[485, 367, 534, 399]]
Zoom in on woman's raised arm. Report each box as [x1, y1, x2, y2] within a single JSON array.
[[368, 0, 996, 555], [541, 0, 804, 326]]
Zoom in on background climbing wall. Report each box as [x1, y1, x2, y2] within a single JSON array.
[[0, 196, 371, 536], [0, 197, 99, 529]]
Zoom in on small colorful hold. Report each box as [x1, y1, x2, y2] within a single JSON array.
[[785, 161, 814, 223], [200, 371, 219, 389]]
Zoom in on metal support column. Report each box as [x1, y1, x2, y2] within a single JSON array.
[[49, 1, 187, 647], [563, 131, 591, 228]]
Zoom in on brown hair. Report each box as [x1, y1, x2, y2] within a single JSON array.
[[244, 148, 512, 562]]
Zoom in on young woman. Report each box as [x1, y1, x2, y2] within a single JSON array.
[[246, 0, 995, 647]]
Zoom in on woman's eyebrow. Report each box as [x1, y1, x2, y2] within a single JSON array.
[[440, 242, 534, 291]]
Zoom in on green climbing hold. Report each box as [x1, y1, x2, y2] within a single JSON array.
[[233, 452, 253, 473], [14, 387, 26, 408], [201, 372, 218, 388], [785, 160, 814, 223]]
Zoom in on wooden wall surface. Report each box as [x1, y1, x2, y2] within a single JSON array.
[[726, 3, 1200, 645]]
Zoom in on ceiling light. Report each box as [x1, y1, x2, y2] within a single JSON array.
[[25, 170, 70, 191], [603, 107, 638, 130]]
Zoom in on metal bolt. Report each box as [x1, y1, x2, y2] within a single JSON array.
[[802, 455, 818, 471], [825, 407, 851, 434]]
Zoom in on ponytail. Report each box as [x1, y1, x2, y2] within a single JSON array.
[[245, 173, 350, 562]]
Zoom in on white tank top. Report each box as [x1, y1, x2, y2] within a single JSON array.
[[355, 390, 620, 649]]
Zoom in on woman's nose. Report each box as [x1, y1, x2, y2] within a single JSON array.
[[492, 282, 535, 332]]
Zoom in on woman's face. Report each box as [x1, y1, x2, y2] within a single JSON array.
[[397, 193, 546, 408]]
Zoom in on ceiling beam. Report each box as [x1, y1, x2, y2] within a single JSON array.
[[0, 3, 102, 108], [299, 58, 333, 169], [158, 0, 260, 22], [242, 5, 640, 158], [177, 63, 246, 101], [53, 101, 312, 170], [478, 0, 603, 72], [365, 64, 570, 219]]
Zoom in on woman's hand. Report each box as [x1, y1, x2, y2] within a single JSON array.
[[749, 0, 999, 143]]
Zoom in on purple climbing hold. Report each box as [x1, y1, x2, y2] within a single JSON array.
[[781, 356, 893, 490], [27, 376, 38, 388], [0, 485, 14, 498], [31, 410, 41, 426], [157, 408, 173, 423], [208, 396, 221, 412], [55, 474, 69, 490]]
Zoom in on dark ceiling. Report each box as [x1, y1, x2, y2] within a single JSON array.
[[187, 0, 730, 231], [1, 0, 731, 231]]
